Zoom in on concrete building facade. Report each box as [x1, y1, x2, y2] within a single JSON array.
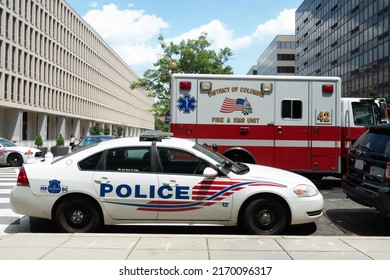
[[0, 0, 154, 147]]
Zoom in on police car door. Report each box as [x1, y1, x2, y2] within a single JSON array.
[[156, 146, 231, 221], [92, 146, 159, 220]]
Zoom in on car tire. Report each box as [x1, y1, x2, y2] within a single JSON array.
[[55, 197, 100, 233], [7, 153, 23, 167], [242, 198, 287, 235]]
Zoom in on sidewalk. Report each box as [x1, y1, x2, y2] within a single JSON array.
[[0, 233, 389, 260]]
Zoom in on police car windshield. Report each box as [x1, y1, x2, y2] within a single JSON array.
[[193, 144, 244, 174]]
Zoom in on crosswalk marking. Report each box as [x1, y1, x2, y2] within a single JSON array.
[[0, 167, 29, 233], [0, 197, 10, 203]]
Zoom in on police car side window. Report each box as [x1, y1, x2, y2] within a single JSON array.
[[158, 148, 209, 175], [78, 152, 104, 171], [105, 147, 151, 172]]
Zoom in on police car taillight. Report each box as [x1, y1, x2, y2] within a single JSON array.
[[17, 167, 30, 186], [322, 84, 334, 93], [386, 161, 390, 181], [180, 81, 191, 91]]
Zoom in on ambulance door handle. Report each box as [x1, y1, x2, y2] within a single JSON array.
[[240, 127, 250, 133], [278, 126, 282, 133], [163, 180, 178, 187], [95, 177, 110, 184]]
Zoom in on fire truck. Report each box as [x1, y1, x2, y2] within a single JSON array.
[[170, 74, 388, 178]]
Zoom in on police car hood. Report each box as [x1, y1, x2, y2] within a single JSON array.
[[238, 163, 314, 186]]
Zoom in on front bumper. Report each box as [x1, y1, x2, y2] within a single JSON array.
[[289, 194, 324, 225]]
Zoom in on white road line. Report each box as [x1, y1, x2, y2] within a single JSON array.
[[0, 197, 10, 203], [0, 209, 23, 217], [0, 189, 12, 194]]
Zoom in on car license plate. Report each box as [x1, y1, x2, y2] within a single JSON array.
[[354, 159, 364, 170]]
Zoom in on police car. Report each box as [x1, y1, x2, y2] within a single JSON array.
[[10, 131, 323, 234]]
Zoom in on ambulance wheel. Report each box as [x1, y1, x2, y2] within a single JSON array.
[[55, 197, 100, 233], [242, 198, 287, 235]]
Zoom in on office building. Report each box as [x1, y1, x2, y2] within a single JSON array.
[[256, 35, 296, 75], [0, 0, 154, 147], [296, 0, 390, 97]]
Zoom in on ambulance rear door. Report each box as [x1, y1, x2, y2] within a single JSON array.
[[274, 80, 310, 171]]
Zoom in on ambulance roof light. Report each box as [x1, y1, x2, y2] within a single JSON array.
[[261, 83, 273, 93], [140, 130, 173, 142], [200, 81, 212, 91], [179, 81, 191, 91], [322, 84, 334, 94]]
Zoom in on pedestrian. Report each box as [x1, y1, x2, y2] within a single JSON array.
[[70, 134, 76, 150]]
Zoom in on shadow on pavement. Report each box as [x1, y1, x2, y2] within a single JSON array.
[[23, 217, 317, 236], [326, 208, 390, 236]]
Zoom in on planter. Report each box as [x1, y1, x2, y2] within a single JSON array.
[[51, 146, 69, 157], [38, 147, 48, 157]]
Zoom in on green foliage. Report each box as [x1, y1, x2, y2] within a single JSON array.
[[34, 134, 43, 148], [89, 124, 103, 135], [103, 126, 111, 135], [130, 33, 233, 120], [155, 118, 169, 132], [56, 133, 65, 146], [116, 126, 124, 137]]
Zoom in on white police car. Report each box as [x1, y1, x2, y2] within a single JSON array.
[[10, 131, 323, 234]]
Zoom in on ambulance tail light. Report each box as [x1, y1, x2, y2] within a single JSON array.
[[322, 84, 334, 94], [179, 81, 191, 91], [17, 167, 30, 186]]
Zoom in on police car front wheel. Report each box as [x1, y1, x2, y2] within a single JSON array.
[[55, 197, 100, 233], [243, 198, 287, 235]]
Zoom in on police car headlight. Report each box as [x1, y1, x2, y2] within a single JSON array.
[[294, 185, 318, 197]]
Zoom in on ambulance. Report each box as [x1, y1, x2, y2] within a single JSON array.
[[170, 74, 388, 178]]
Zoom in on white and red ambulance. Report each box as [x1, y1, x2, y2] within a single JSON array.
[[170, 74, 388, 178]]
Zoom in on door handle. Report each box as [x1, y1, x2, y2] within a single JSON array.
[[163, 180, 178, 187], [95, 177, 110, 184]]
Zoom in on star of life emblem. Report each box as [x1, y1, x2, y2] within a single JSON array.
[[177, 95, 197, 114]]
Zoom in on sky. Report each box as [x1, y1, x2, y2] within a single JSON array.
[[65, 0, 303, 77]]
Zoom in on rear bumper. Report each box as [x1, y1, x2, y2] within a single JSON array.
[[342, 175, 390, 217]]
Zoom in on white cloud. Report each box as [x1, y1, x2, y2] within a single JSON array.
[[169, 20, 252, 51], [252, 9, 296, 40], [82, 5, 296, 75], [83, 4, 168, 43]]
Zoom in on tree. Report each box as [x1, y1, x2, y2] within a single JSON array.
[[34, 134, 43, 148], [89, 124, 103, 135], [131, 33, 233, 130]]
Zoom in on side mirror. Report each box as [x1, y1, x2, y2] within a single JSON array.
[[203, 167, 218, 178]]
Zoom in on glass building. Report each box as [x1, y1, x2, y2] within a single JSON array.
[[0, 0, 154, 146], [256, 35, 296, 75], [296, 0, 390, 97]]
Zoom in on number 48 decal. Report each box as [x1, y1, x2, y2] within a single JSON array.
[[316, 111, 332, 124]]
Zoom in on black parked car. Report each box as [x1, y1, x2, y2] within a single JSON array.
[[342, 125, 390, 217]]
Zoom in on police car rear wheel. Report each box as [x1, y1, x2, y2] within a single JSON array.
[[243, 198, 287, 235], [55, 198, 100, 233]]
